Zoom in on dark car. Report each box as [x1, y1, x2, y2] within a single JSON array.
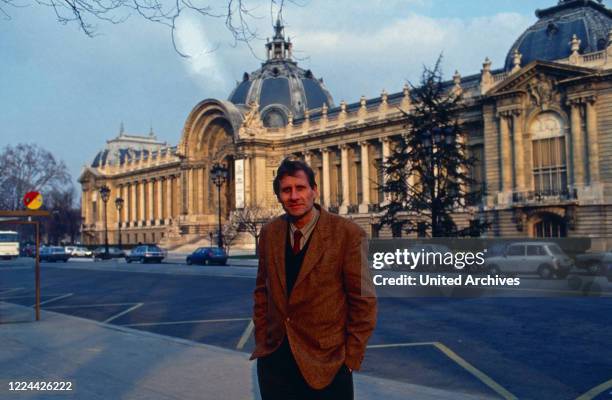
[[186, 247, 228, 266], [93, 247, 126, 260], [126, 245, 165, 264], [40, 246, 70, 262]]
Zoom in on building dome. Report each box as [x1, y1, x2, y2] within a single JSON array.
[[228, 20, 334, 127], [505, 0, 612, 70]]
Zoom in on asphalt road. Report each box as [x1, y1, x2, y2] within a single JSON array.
[[1, 257, 611, 400]]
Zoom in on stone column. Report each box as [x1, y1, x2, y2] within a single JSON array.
[[146, 179, 154, 225], [498, 113, 512, 194], [359, 141, 370, 213], [321, 148, 331, 208], [512, 110, 525, 191], [243, 157, 251, 208], [570, 101, 584, 188], [120, 185, 127, 224], [380, 137, 391, 203], [131, 182, 137, 225], [157, 178, 164, 222], [340, 144, 350, 214], [165, 177, 173, 222], [183, 169, 191, 215], [585, 98, 600, 185], [140, 180, 147, 225], [197, 168, 204, 215]]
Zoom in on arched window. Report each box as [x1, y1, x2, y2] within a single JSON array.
[[262, 108, 287, 128], [530, 112, 567, 195]]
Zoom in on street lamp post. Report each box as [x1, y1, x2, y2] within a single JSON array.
[[98, 185, 111, 257], [210, 163, 229, 248], [115, 197, 124, 250]]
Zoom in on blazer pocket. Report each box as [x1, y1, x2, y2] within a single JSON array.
[[318, 332, 345, 349]]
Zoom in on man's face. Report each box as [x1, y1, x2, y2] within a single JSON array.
[[277, 170, 318, 220]]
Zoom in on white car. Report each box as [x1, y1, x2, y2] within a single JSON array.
[[65, 246, 93, 257], [485, 242, 574, 279]]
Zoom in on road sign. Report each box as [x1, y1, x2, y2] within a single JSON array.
[[23, 191, 43, 210]]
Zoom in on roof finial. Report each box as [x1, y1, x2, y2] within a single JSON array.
[[266, 15, 292, 60], [119, 121, 125, 136]]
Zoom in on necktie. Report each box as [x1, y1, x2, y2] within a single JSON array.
[[293, 230, 303, 254]]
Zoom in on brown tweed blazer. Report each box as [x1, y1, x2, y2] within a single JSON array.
[[250, 205, 377, 389]]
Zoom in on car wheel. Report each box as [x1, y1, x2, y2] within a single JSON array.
[[126, 258, 132, 263], [202, 258, 208, 265], [186, 258, 192, 265], [221, 260, 227, 266], [488, 264, 501, 275], [140, 257, 146, 264], [587, 262, 601, 275], [555, 270, 569, 279], [538, 264, 553, 279], [63, 259, 68, 263]]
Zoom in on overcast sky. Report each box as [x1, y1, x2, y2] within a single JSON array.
[[1, 0, 577, 188]]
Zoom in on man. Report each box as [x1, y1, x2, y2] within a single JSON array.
[[251, 158, 377, 399]]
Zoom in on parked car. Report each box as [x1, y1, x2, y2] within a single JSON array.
[[39, 246, 71, 262], [575, 250, 612, 275], [93, 247, 126, 259], [186, 247, 228, 266], [484, 242, 574, 279], [126, 245, 165, 264], [65, 246, 93, 257]]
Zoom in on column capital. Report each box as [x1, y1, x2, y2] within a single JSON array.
[[339, 143, 351, 151], [320, 147, 331, 154], [359, 140, 370, 147], [379, 136, 392, 144]]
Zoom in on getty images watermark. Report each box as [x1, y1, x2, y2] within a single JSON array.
[[364, 238, 608, 298]]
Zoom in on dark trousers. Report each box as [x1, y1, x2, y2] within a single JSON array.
[[257, 339, 353, 400]]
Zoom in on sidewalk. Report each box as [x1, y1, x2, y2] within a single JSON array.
[[0, 302, 494, 400]]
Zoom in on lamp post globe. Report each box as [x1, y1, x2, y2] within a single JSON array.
[[98, 185, 111, 257], [210, 163, 228, 249]]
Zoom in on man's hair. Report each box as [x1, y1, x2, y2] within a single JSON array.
[[273, 158, 317, 196]]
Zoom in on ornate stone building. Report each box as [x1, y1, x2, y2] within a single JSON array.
[[80, 0, 612, 250]]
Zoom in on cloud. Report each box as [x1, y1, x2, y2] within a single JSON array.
[[285, 11, 532, 101], [175, 15, 231, 93]]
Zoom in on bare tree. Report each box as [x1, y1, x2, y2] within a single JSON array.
[[233, 205, 281, 255], [43, 187, 82, 245], [221, 212, 240, 254], [0, 143, 71, 211], [0, 0, 294, 56]]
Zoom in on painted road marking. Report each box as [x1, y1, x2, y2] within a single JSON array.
[[368, 342, 437, 348], [103, 303, 144, 324], [0, 287, 23, 295], [33, 293, 73, 307], [575, 378, 612, 400], [367, 341, 517, 400], [0, 294, 69, 300], [45, 302, 140, 309], [123, 317, 251, 327], [236, 320, 254, 350], [433, 342, 517, 400]]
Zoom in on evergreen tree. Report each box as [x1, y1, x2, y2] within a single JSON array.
[[379, 57, 487, 237]]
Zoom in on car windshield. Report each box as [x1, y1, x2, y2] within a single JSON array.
[[212, 248, 225, 255], [548, 244, 564, 255], [147, 246, 161, 252]]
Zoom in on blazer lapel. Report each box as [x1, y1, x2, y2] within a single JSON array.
[[290, 206, 330, 301], [270, 217, 288, 298]]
